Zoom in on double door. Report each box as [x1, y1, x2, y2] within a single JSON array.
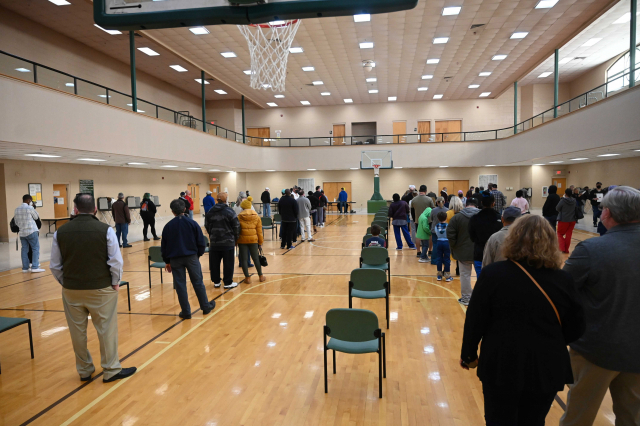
[[438, 180, 470, 198], [188, 184, 200, 214]]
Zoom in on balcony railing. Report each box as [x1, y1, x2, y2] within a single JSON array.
[[1, 49, 636, 147]]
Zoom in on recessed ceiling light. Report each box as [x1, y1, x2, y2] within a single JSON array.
[[94, 24, 122, 35], [189, 27, 210, 35], [300, 101, 310, 105], [170, 65, 188, 72], [535, 0, 559, 9], [635, 149, 640, 152], [559, 57, 574, 65], [243, 70, 253, 75], [321, 92, 331, 96], [354, 14, 370, 22], [350, 167, 359, 170], [137, 47, 159, 56], [366, 77, 377, 82], [187, 167, 202, 170], [598, 153, 620, 157], [485, 165, 495, 167], [312, 81, 323, 85], [220, 52, 237, 58], [210, 169, 220, 171], [307, 168, 317, 171], [344, 99, 353, 103], [78, 158, 106, 162], [25, 153, 61, 158], [194, 79, 210, 84], [468, 84, 480, 88], [538, 72, 553, 78], [479, 72, 492, 77], [510, 32, 528, 39], [479, 92, 491, 97], [274, 94, 285, 98], [289, 47, 304, 53], [15, 68, 31, 73], [65, 82, 74, 87], [161, 165, 178, 168], [492, 54, 507, 61], [266, 170, 276, 172], [359, 42, 374, 49], [582, 38, 602, 47], [214, 89, 227, 94], [49, 0, 71, 5], [422, 74, 433, 79], [433, 94, 443, 99], [388, 96, 396, 101], [127, 162, 146, 165], [533, 163, 545, 166], [571, 158, 588, 161], [395, 167, 403, 169], [442, 6, 461, 15], [368, 89, 378, 94], [439, 165, 449, 168], [426, 59, 440, 64], [549, 161, 564, 163], [418, 87, 429, 91], [433, 37, 449, 44], [267, 102, 278, 107], [302, 66, 315, 72]]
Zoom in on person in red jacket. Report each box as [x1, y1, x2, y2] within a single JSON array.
[[184, 190, 194, 219]]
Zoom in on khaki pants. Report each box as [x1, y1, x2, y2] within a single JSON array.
[[62, 287, 122, 380], [561, 349, 640, 426]]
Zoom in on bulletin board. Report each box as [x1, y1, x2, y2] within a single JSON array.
[[28, 183, 43, 207]]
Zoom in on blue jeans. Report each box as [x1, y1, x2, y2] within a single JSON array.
[[393, 224, 414, 249], [436, 240, 451, 272], [170, 254, 212, 316], [263, 203, 271, 218], [430, 234, 439, 264], [188, 210, 194, 219], [338, 201, 347, 213], [312, 211, 318, 226], [474, 260, 483, 277], [115, 223, 129, 246], [592, 206, 601, 225], [20, 231, 40, 270]]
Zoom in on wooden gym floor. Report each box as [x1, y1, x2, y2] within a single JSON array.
[[0, 214, 614, 425]]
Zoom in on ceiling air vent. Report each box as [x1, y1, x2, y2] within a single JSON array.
[[470, 24, 485, 29], [470, 24, 485, 36]]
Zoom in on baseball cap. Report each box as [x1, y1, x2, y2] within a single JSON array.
[[180, 192, 185, 196], [409, 184, 416, 189], [206, 190, 212, 194], [266, 187, 270, 190], [502, 206, 522, 221]]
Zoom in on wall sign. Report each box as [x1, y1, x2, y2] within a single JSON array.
[[79, 179, 94, 197], [28, 183, 43, 207]]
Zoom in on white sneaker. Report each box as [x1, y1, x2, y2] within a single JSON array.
[[31, 268, 46, 273], [224, 282, 239, 289], [301, 239, 306, 242], [213, 282, 221, 288], [22, 269, 31, 273]]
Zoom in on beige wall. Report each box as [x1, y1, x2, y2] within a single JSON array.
[[568, 54, 622, 99], [0, 7, 201, 117], [2, 159, 210, 241], [0, 163, 7, 241]]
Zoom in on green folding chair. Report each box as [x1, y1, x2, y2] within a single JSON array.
[[273, 213, 281, 235], [324, 308, 386, 397], [349, 269, 389, 329], [360, 247, 391, 293], [119, 281, 131, 311], [148, 246, 166, 288], [204, 235, 210, 253], [372, 220, 388, 230], [0, 317, 34, 374], [366, 227, 388, 244], [261, 217, 276, 240], [362, 233, 374, 248]]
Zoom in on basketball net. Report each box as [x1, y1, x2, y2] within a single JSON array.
[[373, 164, 381, 177], [238, 20, 302, 93]]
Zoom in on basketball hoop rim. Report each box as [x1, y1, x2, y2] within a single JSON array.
[[249, 19, 299, 28]]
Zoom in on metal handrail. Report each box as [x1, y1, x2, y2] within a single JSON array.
[[1, 49, 636, 147]]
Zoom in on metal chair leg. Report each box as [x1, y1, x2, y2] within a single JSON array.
[[148, 262, 151, 288], [27, 320, 34, 359], [160, 268, 163, 284], [126, 283, 131, 311], [386, 295, 389, 329], [323, 333, 328, 393], [378, 346, 383, 398], [333, 350, 336, 374], [382, 333, 386, 378]]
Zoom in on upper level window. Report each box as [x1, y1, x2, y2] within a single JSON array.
[[606, 47, 640, 94]]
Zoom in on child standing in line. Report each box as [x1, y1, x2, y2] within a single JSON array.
[[435, 211, 453, 282]]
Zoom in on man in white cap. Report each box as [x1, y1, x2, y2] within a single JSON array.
[[203, 190, 215, 214], [261, 187, 271, 218]]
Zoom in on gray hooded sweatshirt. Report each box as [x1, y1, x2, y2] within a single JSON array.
[[447, 206, 480, 262]]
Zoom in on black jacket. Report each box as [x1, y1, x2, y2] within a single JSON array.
[[589, 188, 604, 207], [313, 191, 326, 207], [468, 208, 503, 261], [542, 193, 560, 217], [140, 198, 157, 219], [161, 215, 207, 263], [309, 194, 319, 211], [278, 195, 299, 222], [204, 204, 240, 249], [261, 191, 271, 204], [461, 261, 585, 392]]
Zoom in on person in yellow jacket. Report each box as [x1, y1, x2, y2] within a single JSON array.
[[237, 197, 266, 283]]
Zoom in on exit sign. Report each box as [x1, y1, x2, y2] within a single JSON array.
[[212, 178, 217, 182], [556, 170, 562, 174]]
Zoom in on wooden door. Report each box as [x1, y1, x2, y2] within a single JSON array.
[[438, 180, 470, 198], [247, 127, 270, 146], [438, 180, 453, 196], [418, 120, 431, 143], [323, 182, 352, 210], [53, 184, 68, 218], [209, 184, 220, 198], [189, 184, 200, 214], [435, 120, 462, 142], [552, 178, 566, 191], [393, 121, 407, 144], [332, 124, 345, 145]]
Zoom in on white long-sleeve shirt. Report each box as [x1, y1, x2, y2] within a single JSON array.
[[49, 218, 123, 287]]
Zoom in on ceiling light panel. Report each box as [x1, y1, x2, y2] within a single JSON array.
[[492, 55, 507, 61], [368, 89, 378, 93], [433, 37, 449, 44], [433, 94, 443, 99], [302, 66, 314, 72], [49, 0, 71, 5], [94, 24, 121, 35], [321, 92, 331, 96], [418, 87, 428, 91], [479, 72, 492, 77], [535, 0, 559, 9], [189, 27, 210, 35], [581, 38, 602, 47], [220, 52, 237, 58], [214, 89, 227, 94], [468, 84, 479, 88], [422, 75, 433, 80], [510, 32, 528, 39], [442, 6, 461, 15], [359, 42, 374, 49], [538, 72, 553, 78], [300, 101, 310, 105], [267, 102, 278, 107], [353, 14, 370, 22], [194, 79, 210, 84], [344, 99, 353, 103], [274, 94, 285, 98], [426, 59, 440, 64], [170, 65, 188, 72], [289, 47, 303, 53], [312, 81, 323, 85], [366, 78, 377, 82], [479, 92, 491, 97], [388, 96, 396, 101], [137, 47, 160, 56]]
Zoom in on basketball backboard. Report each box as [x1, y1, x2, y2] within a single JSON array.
[[94, 0, 418, 30], [361, 150, 392, 169]]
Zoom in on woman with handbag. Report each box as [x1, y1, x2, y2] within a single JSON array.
[[460, 215, 585, 425], [237, 197, 266, 284], [556, 188, 578, 253]]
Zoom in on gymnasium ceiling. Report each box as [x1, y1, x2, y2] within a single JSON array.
[[0, 0, 636, 109]]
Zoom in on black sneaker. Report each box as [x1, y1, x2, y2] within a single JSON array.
[[103, 367, 137, 383], [143, 238, 150, 242], [179, 312, 192, 320], [153, 237, 161, 240], [123, 244, 132, 248], [202, 300, 216, 315], [80, 374, 93, 381]]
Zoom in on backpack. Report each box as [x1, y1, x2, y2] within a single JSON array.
[[141, 201, 148, 212], [10, 217, 19, 233]]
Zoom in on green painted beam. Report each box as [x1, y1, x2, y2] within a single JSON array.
[[631, 0, 637, 87], [513, 81, 518, 134], [554, 49, 559, 118], [129, 31, 137, 112], [242, 95, 246, 144], [201, 70, 206, 132]]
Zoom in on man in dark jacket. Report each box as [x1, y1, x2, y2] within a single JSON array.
[[278, 189, 299, 249], [140, 193, 160, 241], [111, 193, 131, 248], [162, 199, 215, 319], [589, 182, 605, 227], [205, 192, 241, 289], [313, 186, 326, 227], [309, 190, 319, 231], [542, 185, 561, 230], [468, 191, 503, 277], [261, 187, 271, 218], [447, 199, 480, 306]]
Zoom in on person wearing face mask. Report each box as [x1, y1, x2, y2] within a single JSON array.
[[589, 182, 605, 227]]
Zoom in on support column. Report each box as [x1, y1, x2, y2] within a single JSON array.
[[201, 70, 206, 132], [242, 95, 246, 144], [554, 49, 559, 118], [631, 0, 637, 88], [129, 31, 137, 112], [513, 81, 518, 134]]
